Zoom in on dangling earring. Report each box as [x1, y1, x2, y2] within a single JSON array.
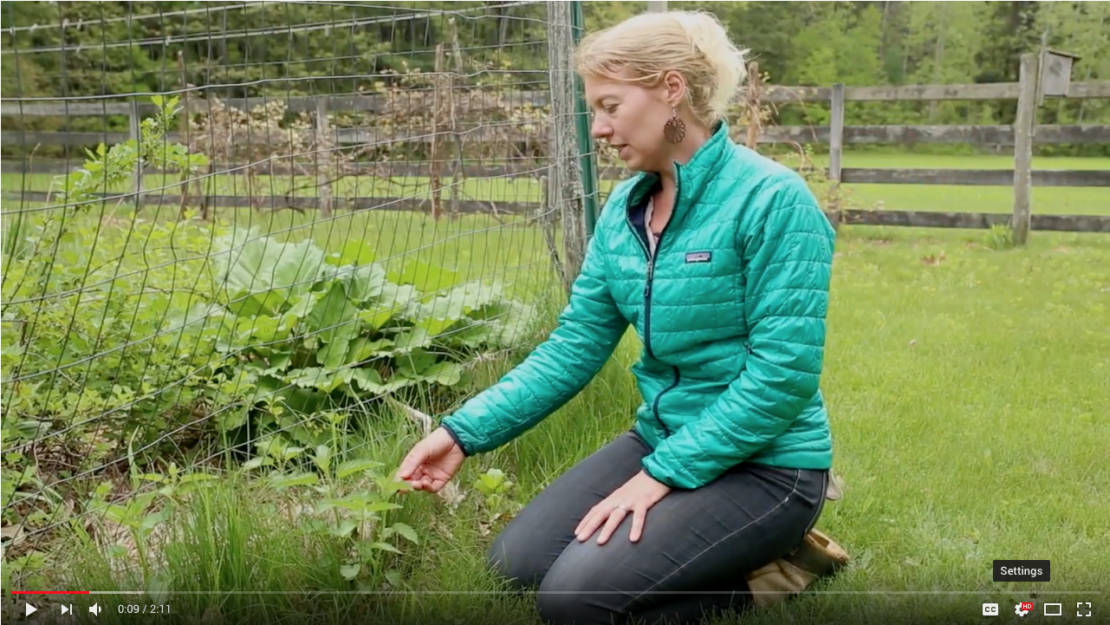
[[663, 107, 686, 144]]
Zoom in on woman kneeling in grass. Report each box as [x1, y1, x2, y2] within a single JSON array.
[[400, 9, 842, 625]]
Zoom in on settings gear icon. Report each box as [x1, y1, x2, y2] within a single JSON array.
[[1015, 603, 1030, 617]]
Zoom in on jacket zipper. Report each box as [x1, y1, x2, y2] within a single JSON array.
[[641, 241, 675, 438], [627, 171, 684, 439]]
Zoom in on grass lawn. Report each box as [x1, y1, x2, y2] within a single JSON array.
[[15, 225, 1109, 625], [779, 152, 1110, 216], [4, 150, 1108, 217]]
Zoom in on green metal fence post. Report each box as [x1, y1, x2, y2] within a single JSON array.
[[570, 1, 600, 238]]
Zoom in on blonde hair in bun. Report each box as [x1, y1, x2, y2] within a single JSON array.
[[574, 10, 748, 126]]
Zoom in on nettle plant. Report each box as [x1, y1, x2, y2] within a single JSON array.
[[202, 227, 538, 450], [243, 436, 417, 588]]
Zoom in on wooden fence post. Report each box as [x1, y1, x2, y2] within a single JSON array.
[[547, 1, 586, 293], [745, 61, 761, 149], [129, 100, 142, 210], [449, 17, 465, 218], [827, 83, 845, 229], [1012, 53, 1038, 246], [177, 51, 191, 219], [315, 99, 332, 218], [429, 43, 446, 221]]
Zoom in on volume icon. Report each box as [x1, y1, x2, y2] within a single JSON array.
[[88, 603, 101, 616]]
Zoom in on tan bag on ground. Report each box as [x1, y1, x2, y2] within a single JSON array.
[[744, 528, 850, 608], [743, 474, 850, 609]]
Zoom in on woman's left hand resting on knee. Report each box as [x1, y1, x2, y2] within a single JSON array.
[[575, 470, 671, 545], [396, 427, 466, 493]]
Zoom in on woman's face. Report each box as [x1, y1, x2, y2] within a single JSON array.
[[583, 72, 677, 173]]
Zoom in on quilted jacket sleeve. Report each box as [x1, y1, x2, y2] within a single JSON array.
[[439, 228, 629, 456], [641, 180, 836, 489]]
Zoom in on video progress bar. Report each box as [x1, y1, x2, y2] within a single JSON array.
[[11, 591, 90, 595]]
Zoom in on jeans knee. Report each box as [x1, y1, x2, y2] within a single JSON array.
[[537, 564, 628, 625], [536, 583, 596, 625], [536, 590, 580, 625], [485, 531, 516, 582], [486, 525, 542, 590]]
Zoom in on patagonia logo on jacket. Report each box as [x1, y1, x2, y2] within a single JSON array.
[[685, 251, 712, 263]]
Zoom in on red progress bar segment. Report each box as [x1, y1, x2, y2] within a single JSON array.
[[12, 591, 91, 595]]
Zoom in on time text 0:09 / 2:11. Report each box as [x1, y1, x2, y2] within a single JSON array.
[[118, 604, 171, 614]]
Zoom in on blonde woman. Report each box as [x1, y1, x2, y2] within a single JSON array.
[[400, 10, 839, 625]]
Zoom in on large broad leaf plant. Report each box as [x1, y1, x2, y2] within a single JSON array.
[[203, 228, 535, 448]]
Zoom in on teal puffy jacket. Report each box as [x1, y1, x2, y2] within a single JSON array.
[[441, 122, 836, 490]]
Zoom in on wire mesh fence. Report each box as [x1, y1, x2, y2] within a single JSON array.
[[1, 1, 593, 590]]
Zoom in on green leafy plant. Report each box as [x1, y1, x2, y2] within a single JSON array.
[[80, 443, 217, 595], [204, 228, 537, 449], [52, 95, 208, 207], [243, 436, 416, 588], [1, 95, 216, 481], [1, 211, 224, 483], [473, 468, 522, 534], [1, 213, 222, 558]]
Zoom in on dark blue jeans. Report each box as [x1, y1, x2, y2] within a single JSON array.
[[487, 431, 829, 625]]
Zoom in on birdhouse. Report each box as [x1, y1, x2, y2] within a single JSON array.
[[1038, 49, 1081, 100]]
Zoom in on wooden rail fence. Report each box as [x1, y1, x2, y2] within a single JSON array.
[[2, 56, 1108, 239]]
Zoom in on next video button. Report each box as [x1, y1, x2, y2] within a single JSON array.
[[993, 560, 1050, 582]]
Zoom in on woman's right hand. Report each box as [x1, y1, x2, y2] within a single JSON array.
[[397, 427, 466, 493]]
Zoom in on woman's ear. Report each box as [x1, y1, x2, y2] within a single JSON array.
[[662, 70, 687, 109]]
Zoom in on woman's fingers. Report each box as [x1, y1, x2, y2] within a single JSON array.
[[595, 507, 628, 545], [413, 462, 454, 491], [404, 468, 426, 490], [577, 503, 615, 542], [629, 507, 646, 543], [579, 506, 604, 539], [399, 428, 468, 493], [575, 503, 648, 544], [575, 506, 602, 541], [397, 446, 428, 480]]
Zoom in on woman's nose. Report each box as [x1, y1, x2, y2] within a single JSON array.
[[591, 118, 611, 139]]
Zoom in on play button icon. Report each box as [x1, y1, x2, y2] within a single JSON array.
[[25, 603, 37, 616]]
